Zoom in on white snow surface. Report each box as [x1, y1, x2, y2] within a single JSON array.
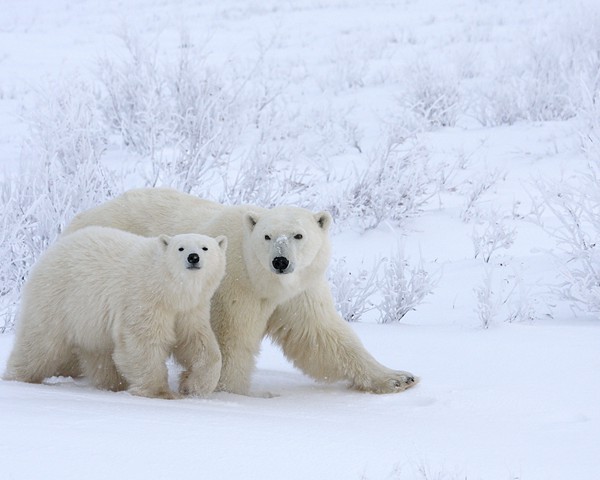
[[1, 0, 600, 479]]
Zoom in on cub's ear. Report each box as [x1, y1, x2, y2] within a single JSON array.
[[159, 234, 171, 248], [244, 212, 259, 233], [314, 211, 332, 231], [215, 235, 228, 251]]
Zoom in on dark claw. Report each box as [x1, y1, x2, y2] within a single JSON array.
[[394, 376, 415, 388]]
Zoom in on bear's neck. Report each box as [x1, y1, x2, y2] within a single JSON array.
[[237, 262, 304, 305]]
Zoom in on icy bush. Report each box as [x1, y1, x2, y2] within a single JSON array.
[[0, 80, 116, 331], [472, 208, 516, 263], [474, 264, 496, 329], [337, 140, 437, 232], [328, 257, 381, 322], [98, 31, 244, 194], [378, 249, 437, 324], [460, 168, 502, 222], [535, 168, 600, 315], [505, 272, 537, 324], [470, 203, 536, 327], [472, 5, 600, 126], [218, 144, 316, 208], [401, 59, 460, 129], [329, 251, 437, 324], [578, 72, 600, 160], [22, 78, 116, 229], [474, 264, 535, 328], [330, 42, 369, 90], [98, 33, 169, 157], [472, 64, 574, 127]]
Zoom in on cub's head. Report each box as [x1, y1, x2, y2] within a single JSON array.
[[243, 206, 332, 277], [158, 233, 227, 288]]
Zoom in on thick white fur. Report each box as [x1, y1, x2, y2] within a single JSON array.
[[62, 188, 418, 395], [4, 226, 227, 399]]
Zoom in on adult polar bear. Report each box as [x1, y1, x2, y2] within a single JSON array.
[[64, 188, 418, 395]]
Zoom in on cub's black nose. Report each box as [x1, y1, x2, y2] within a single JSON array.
[[272, 256, 289, 272], [187, 253, 200, 264]]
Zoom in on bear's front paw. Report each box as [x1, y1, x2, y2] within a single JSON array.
[[389, 371, 418, 392], [179, 369, 219, 397], [129, 385, 180, 400], [358, 370, 419, 394]]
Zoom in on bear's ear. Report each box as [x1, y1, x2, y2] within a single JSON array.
[[215, 235, 228, 251], [244, 212, 259, 233], [159, 234, 171, 248], [314, 211, 332, 231]]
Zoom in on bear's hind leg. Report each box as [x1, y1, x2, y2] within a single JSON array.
[[55, 353, 83, 379], [4, 336, 74, 384], [78, 350, 127, 391], [113, 321, 177, 399]]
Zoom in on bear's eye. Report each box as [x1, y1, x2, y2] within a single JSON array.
[[178, 247, 184, 252], [294, 234, 303, 240], [202, 247, 208, 251], [264, 235, 271, 241]]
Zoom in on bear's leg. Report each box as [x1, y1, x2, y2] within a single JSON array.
[[113, 320, 177, 400], [210, 300, 269, 395], [215, 339, 254, 395], [266, 280, 418, 394], [3, 329, 74, 384], [173, 311, 222, 397], [55, 353, 83, 379], [78, 350, 127, 391]]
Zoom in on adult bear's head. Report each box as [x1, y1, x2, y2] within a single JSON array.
[[243, 206, 332, 278]]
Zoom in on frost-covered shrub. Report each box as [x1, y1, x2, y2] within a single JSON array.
[[474, 264, 535, 328], [470, 203, 535, 328], [330, 43, 368, 90], [535, 167, 600, 315], [98, 31, 244, 193], [218, 145, 316, 208], [329, 251, 437, 324], [474, 264, 496, 329], [25, 79, 107, 176], [471, 5, 600, 127], [578, 72, 600, 160], [472, 58, 574, 127], [505, 272, 537, 324], [377, 249, 437, 324], [328, 257, 381, 322], [98, 33, 169, 157], [469, 202, 536, 328], [337, 141, 436, 232], [0, 80, 116, 331], [472, 208, 516, 263], [401, 59, 460, 128], [472, 34, 575, 126], [23, 78, 115, 226], [460, 168, 502, 222]]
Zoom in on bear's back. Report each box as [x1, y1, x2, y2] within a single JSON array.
[[31, 226, 160, 295]]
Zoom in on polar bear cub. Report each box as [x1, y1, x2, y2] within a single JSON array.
[[4, 226, 227, 399]]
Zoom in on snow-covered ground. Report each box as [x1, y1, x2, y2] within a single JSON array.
[[1, 1, 599, 479]]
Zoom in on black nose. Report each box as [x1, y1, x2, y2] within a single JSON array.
[[272, 256, 289, 272], [187, 253, 200, 264]]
